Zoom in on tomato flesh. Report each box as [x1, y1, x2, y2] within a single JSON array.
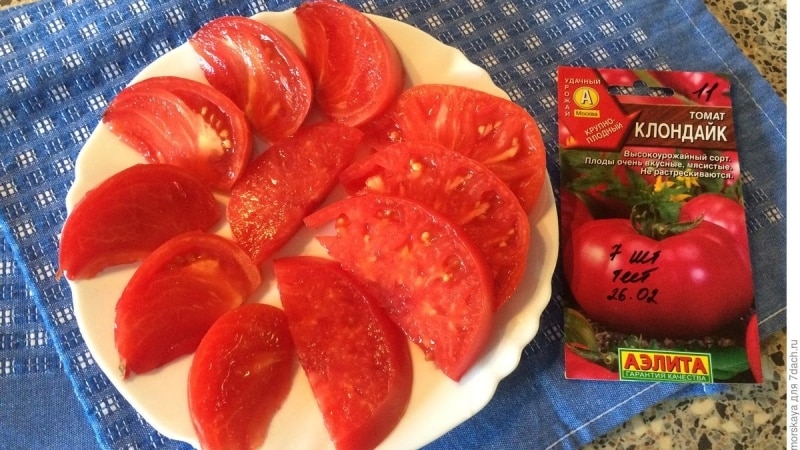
[[304, 194, 494, 381], [363, 84, 547, 212], [189, 303, 294, 450], [295, 0, 405, 126], [115, 232, 261, 377], [189, 16, 314, 142], [274, 256, 412, 450], [102, 76, 253, 192], [58, 164, 220, 280], [228, 122, 363, 263], [340, 141, 530, 308]]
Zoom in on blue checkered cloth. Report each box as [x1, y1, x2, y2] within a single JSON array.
[[0, 0, 785, 449]]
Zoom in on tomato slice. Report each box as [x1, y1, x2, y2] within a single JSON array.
[[228, 122, 363, 263], [102, 76, 253, 192], [295, 0, 405, 127], [189, 16, 314, 142], [339, 141, 530, 309], [363, 84, 547, 212], [189, 303, 294, 450], [274, 256, 412, 450], [304, 194, 494, 381], [58, 164, 220, 280], [115, 231, 261, 378]]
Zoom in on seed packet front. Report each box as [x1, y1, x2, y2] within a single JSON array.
[[557, 66, 761, 384]]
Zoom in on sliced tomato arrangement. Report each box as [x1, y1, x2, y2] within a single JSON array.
[[274, 256, 412, 450], [305, 194, 494, 381], [63, 3, 552, 447], [363, 83, 547, 212], [102, 76, 252, 192], [227, 122, 363, 263], [188, 303, 295, 450], [115, 231, 261, 378], [189, 15, 314, 142], [339, 141, 530, 308], [295, 0, 405, 126], [58, 164, 220, 280]]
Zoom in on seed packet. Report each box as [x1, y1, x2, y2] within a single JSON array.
[[557, 66, 761, 383]]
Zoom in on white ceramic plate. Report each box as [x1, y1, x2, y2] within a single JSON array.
[[67, 9, 558, 450]]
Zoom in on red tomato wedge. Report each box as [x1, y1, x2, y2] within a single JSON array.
[[274, 256, 412, 450], [364, 84, 547, 212], [58, 164, 220, 280], [189, 16, 314, 142], [295, 0, 405, 127], [304, 194, 494, 381], [228, 122, 363, 263], [188, 303, 294, 450], [102, 76, 252, 192], [339, 141, 530, 309], [115, 232, 261, 378]]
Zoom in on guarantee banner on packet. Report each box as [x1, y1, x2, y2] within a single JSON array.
[[557, 66, 762, 384]]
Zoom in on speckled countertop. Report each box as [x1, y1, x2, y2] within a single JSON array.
[[585, 1, 787, 449], [0, 0, 786, 449]]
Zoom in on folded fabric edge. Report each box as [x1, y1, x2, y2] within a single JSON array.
[[671, 0, 787, 339], [561, 383, 730, 449], [539, 339, 730, 449], [0, 221, 111, 449]]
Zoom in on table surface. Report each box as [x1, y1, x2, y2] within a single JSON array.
[[0, 0, 786, 449]]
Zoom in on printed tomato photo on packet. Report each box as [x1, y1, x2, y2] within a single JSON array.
[[59, 1, 560, 449], [557, 66, 761, 384]]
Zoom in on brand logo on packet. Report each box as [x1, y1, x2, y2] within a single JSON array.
[[572, 86, 600, 117], [618, 348, 713, 383], [558, 67, 639, 150]]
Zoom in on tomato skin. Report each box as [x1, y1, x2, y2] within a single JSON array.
[[274, 256, 412, 450], [564, 348, 618, 381], [189, 16, 314, 142], [678, 192, 750, 263], [102, 76, 253, 191], [58, 164, 220, 280], [568, 219, 753, 338], [228, 122, 363, 263], [115, 232, 261, 378], [339, 141, 530, 308], [295, 0, 405, 127], [304, 194, 494, 381], [188, 303, 294, 450], [364, 84, 547, 212], [559, 189, 594, 283], [745, 314, 763, 383]]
